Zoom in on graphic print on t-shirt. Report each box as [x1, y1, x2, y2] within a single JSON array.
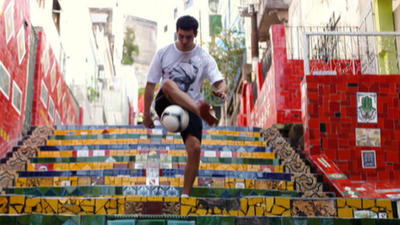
[[163, 56, 200, 93]]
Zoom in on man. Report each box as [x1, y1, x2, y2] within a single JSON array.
[[143, 15, 228, 197]]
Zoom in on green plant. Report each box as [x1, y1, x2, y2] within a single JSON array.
[[122, 27, 140, 65], [203, 27, 245, 105], [86, 77, 100, 102]]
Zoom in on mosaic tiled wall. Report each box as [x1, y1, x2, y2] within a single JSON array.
[[0, 0, 31, 157], [302, 75, 400, 182], [31, 31, 80, 127], [251, 25, 303, 128]]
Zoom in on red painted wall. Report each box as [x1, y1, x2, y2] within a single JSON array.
[[31, 31, 80, 127], [303, 75, 400, 182], [0, 0, 31, 156]]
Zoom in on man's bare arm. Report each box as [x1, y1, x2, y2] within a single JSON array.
[[212, 80, 229, 101]]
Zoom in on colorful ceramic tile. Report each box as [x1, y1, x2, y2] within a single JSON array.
[[361, 150, 376, 168], [357, 92, 377, 123], [355, 128, 381, 147], [353, 210, 377, 218]]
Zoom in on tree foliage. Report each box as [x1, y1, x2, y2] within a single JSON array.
[[203, 27, 245, 105], [122, 27, 140, 65]]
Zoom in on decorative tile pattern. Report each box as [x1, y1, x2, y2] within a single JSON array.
[[361, 150, 376, 169], [356, 129, 381, 147], [291, 199, 336, 217], [357, 92, 377, 123]]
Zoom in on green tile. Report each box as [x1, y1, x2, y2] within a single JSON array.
[[167, 220, 194, 225], [320, 219, 333, 225], [196, 216, 220, 225], [29, 214, 43, 225], [282, 217, 292, 225], [220, 217, 234, 225], [333, 219, 350, 225], [269, 217, 282, 225], [308, 218, 319, 225], [107, 219, 136, 225], [361, 219, 374, 225], [137, 220, 165, 225], [81, 215, 106, 225], [293, 218, 308, 225]]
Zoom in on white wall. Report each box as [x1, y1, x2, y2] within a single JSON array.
[[288, 0, 360, 27], [30, 0, 62, 63]]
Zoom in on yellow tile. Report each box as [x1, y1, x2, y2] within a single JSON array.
[[347, 198, 362, 209], [164, 197, 179, 202], [24, 206, 32, 213], [282, 210, 291, 216], [147, 197, 163, 202], [255, 206, 264, 216], [376, 200, 392, 210], [363, 199, 375, 209], [195, 209, 208, 215], [126, 197, 141, 202], [248, 197, 264, 206], [275, 197, 290, 209], [27, 164, 35, 171], [180, 205, 191, 216], [338, 208, 353, 218], [371, 207, 379, 212], [246, 206, 255, 216], [271, 205, 286, 215], [181, 197, 196, 207], [266, 198, 274, 212], [10, 196, 26, 205]]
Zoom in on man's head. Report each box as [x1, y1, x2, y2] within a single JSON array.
[[176, 15, 198, 50]]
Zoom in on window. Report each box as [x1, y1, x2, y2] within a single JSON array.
[[41, 81, 48, 108], [164, 25, 168, 33], [37, 0, 45, 8], [174, 8, 178, 19], [49, 97, 55, 121], [4, 1, 14, 43], [52, 0, 61, 33], [12, 81, 22, 115], [184, 0, 193, 10], [56, 111, 61, 125], [0, 61, 11, 99]]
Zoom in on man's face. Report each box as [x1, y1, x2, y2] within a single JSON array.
[[177, 29, 197, 50]]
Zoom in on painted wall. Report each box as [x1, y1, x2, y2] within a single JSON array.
[[303, 75, 400, 182], [0, 0, 31, 156]]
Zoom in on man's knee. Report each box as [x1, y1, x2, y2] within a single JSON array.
[[162, 80, 176, 93], [187, 145, 201, 157]]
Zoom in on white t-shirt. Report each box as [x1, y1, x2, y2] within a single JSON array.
[[147, 43, 223, 104]]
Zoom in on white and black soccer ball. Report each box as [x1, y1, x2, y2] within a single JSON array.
[[160, 105, 189, 133]]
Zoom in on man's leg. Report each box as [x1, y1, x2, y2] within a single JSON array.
[[162, 80, 217, 125], [182, 133, 201, 195]]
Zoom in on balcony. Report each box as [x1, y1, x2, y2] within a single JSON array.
[[257, 0, 289, 42]]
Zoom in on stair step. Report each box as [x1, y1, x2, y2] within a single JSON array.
[[17, 169, 293, 181], [36, 150, 276, 159], [6, 186, 334, 198], [31, 156, 281, 165], [29, 145, 270, 152], [0, 195, 393, 218], [47, 134, 265, 142], [14, 176, 294, 191], [26, 162, 283, 172]]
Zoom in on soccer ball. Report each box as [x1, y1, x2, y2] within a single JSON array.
[[160, 105, 189, 133]]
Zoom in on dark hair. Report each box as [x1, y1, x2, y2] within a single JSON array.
[[176, 15, 198, 34]]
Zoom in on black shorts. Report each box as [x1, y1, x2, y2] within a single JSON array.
[[155, 89, 203, 143]]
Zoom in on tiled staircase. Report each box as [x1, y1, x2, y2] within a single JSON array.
[[0, 125, 398, 224]]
